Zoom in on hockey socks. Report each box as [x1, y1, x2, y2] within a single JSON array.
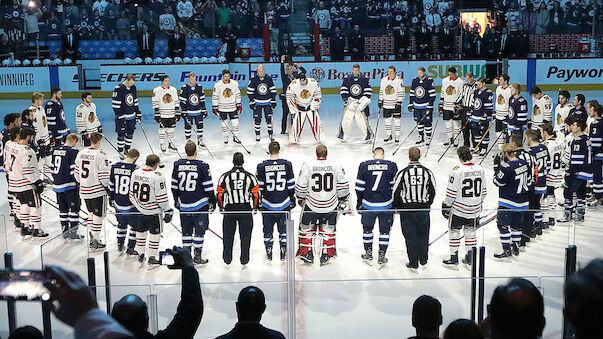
[[445, 120, 453, 140], [88, 213, 103, 241], [385, 117, 392, 137]]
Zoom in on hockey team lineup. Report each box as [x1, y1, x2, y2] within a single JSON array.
[[1, 62, 602, 276]]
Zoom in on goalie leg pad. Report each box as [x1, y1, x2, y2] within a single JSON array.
[[320, 222, 336, 257], [341, 106, 356, 140], [298, 221, 316, 256], [354, 108, 369, 140]]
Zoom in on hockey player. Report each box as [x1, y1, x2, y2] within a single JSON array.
[[506, 83, 528, 141], [76, 92, 102, 147], [470, 77, 494, 156], [495, 74, 512, 150], [75, 132, 110, 250], [408, 67, 436, 145], [588, 104, 603, 206], [540, 123, 564, 228], [30, 92, 52, 179], [51, 133, 83, 239], [256, 141, 295, 261], [509, 134, 536, 249], [172, 141, 216, 265], [355, 147, 398, 267], [152, 75, 180, 152], [180, 72, 207, 146], [493, 143, 530, 259], [7, 127, 47, 237], [4, 126, 22, 231], [338, 64, 373, 142], [45, 87, 69, 146], [112, 74, 142, 155], [554, 90, 573, 135], [286, 73, 324, 143], [129, 154, 173, 268], [295, 144, 349, 265], [280, 57, 307, 134], [109, 148, 140, 254], [560, 118, 592, 223], [526, 129, 550, 237], [440, 67, 465, 146], [1, 113, 21, 223], [212, 69, 242, 144], [529, 86, 553, 130], [569, 94, 588, 122], [442, 146, 486, 267], [248, 64, 277, 141], [379, 65, 405, 143]]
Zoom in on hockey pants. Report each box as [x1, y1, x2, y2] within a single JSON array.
[[360, 210, 393, 254], [290, 109, 323, 143], [253, 105, 274, 137], [184, 114, 204, 142], [116, 118, 135, 153], [262, 212, 287, 251], [56, 189, 81, 233]]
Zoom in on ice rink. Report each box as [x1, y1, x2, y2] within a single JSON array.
[[1, 91, 603, 338]]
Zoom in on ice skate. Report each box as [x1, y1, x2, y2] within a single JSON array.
[[415, 136, 424, 144], [547, 217, 555, 228], [383, 135, 392, 143], [67, 229, 84, 240], [361, 250, 373, 266], [20, 226, 32, 238], [558, 211, 572, 223], [147, 256, 161, 270], [194, 251, 208, 265], [256, 135, 260, 142], [442, 253, 459, 269], [168, 143, 178, 152], [377, 251, 388, 269], [588, 198, 603, 207], [461, 252, 472, 267], [89, 239, 106, 251], [280, 247, 286, 261], [511, 244, 520, 257], [223, 135, 229, 144], [394, 137, 400, 143], [160, 143, 167, 152], [233, 136, 241, 144], [32, 228, 49, 238], [299, 251, 313, 264], [319, 253, 335, 266], [443, 139, 451, 146], [266, 247, 273, 261], [406, 262, 419, 273], [126, 248, 139, 258], [197, 138, 205, 147], [118, 151, 126, 161], [493, 249, 513, 261], [137, 253, 145, 266], [576, 213, 585, 222]]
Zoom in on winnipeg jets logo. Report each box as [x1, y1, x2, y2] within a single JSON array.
[[350, 84, 362, 96], [396, 14, 402, 21], [508, 107, 515, 119], [258, 83, 268, 95], [415, 86, 425, 98], [474, 98, 483, 110], [189, 93, 199, 105], [125, 94, 134, 106]]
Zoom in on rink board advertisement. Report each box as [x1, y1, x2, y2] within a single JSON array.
[[0, 65, 80, 93], [534, 58, 603, 86]]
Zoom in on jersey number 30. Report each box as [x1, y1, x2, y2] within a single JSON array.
[[311, 173, 334, 192]]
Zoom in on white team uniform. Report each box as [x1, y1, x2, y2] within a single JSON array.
[[30, 104, 52, 177], [7, 144, 42, 231], [75, 147, 110, 241], [531, 94, 553, 129], [542, 136, 565, 222], [440, 76, 465, 140], [554, 103, 573, 134], [379, 76, 405, 139], [339, 77, 372, 142], [4, 140, 21, 222], [212, 79, 242, 142], [152, 85, 180, 150], [495, 85, 512, 149], [75, 102, 102, 137], [286, 78, 324, 143]]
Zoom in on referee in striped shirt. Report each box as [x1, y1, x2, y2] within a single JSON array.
[[217, 152, 260, 266], [459, 72, 478, 147], [393, 147, 436, 270]]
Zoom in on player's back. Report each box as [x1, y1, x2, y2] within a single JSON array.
[[110, 162, 138, 212], [51, 145, 78, 192], [130, 168, 168, 215], [529, 143, 550, 192], [544, 137, 564, 186], [494, 159, 529, 208], [356, 159, 397, 210], [447, 162, 486, 218], [257, 158, 295, 211], [171, 158, 213, 211], [75, 147, 109, 198], [297, 158, 348, 213], [8, 143, 37, 192]]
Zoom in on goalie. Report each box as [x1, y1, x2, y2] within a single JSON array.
[[286, 73, 323, 143], [337, 64, 374, 142]]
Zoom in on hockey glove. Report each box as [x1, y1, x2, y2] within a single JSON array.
[[395, 104, 402, 114], [297, 199, 305, 208], [34, 180, 45, 194], [288, 197, 296, 210], [97, 125, 103, 134], [154, 109, 161, 123], [271, 101, 277, 110], [202, 110, 208, 119], [407, 104, 414, 113], [438, 102, 443, 114], [236, 104, 242, 115], [174, 201, 180, 210], [136, 110, 142, 122], [249, 102, 256, 110], [213, 108, 219, 116], [378, 100, 383, 109], [441, 203, 451, 219], [356, 199, 362, 211], [81, 133, 90, 142], [163, 209, 174, 223]]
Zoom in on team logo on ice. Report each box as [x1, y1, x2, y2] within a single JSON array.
[[189, 93, 200, 105], [497, 94, 505, 104], [350, 84, 362, 96], [258, 83, 269, 95], [300, 89, 311, 99], [385, 85, 395, 95], [415, 86, 425, 98], [223, 88, 233, 98], [311, 68, 325, 82], [473, 98, 483, 110], [446, 85, 456, 95], [125, 93, 134, 106], [162, 93, 173, 103], [534, 105, 541, 116]]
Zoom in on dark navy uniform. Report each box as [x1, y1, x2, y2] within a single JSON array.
[[564, 134, 592, 220], [112, 83, 141, 153], [507, 96, 528, 140], [355, 159, 398, 257], [179, 83, 207, 142], [45, 100, 68, 145], [50, 145, 80, 233], [589, 118, 603, 199], [109, 161, 138, 250], [529, 143, 550, 236], [247, 75, 277, 138], [256, 158, 295, 259], [337, 74, 373, 140], [408, 77, 437, 141], [568, 105, 588, 123], [470, 88, 493, 151]]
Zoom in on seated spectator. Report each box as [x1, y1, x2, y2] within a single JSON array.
[[535, 2, 549, 34], [159, 7, 176, 35], [168, 26, 186, 58], [394, 22, 412, 60], [279, 32, 295, 60], [112, 247, 203, 338], [61, 26, 80, 60], [216, 286, 285, 339], [329, 26, 345, 61], [565, 258, 603, 339], [483, 278, 545, 339], [116, 11, 131, 40], [8, 326, 43, 339], [443, 319, 483, 339], [137, 24, 155, 58], [409, 295, 442, 339]]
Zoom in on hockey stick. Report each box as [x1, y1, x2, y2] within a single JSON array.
[[429, 211, 497, 246], [472, 119, 496, 153], [100, 135, 125, 160], [423, 114, 441, 157], [478, 130, 506, 165], [393, 109, 432, 156], [371, 107, 382, 151], [436, 118, 471, 162], [184, 116, 215, 160], [221, 118, 252, 154], [137, 120, 165, 168], [158, 121, 184, 158]]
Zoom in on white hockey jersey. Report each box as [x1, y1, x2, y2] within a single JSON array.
[[554, 103, 574, 133], [75, 147, 110, 199], [75, 102, 102, 136], [495, 85, 512, 120], [212, 79, 241, 113], [7, 143, 38, 193], [440, 76, 464, 111], [30, 105, 50, 146], [286, 78, 322, 114], [531, 94, 553, 127], [295, 159, 349, 213], [543, 137, 565, 187], [129, 167, 170, 215], [152, 85, 180, 118], [444, 162, 487, 219], [379, 76, 405, 109]]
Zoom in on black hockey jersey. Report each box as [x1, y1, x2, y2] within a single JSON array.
[[408, 77, 436, 110], [471, 88, 494, 122], [112, 83, 140, 120], [355, 159, 398, 210], [45, 100, 68, 139], [493, 158, 530, 209], [568, 134, 593, 180], [340, 74, 372, 102], [109, 162, 138, 212], [171, 159, 216, 211], [256, 158, 295, 211], [529, 144, 550, 194], [589, 118, 603, 161], [247, 75, 277, 106], [179, 84, 207, 116], [507, 96, 528, 132], [568, 105, 587, 122], [50, 145, 78, 192]]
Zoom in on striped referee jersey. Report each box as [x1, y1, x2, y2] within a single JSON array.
[[460, 81, 478, 108], [217, 166, 260, 211], [392, 161, 436, 209]]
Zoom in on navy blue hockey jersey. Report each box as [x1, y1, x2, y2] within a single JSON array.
[[179, 84, 207, 116], [256, 158, 295, 211], [471, 88, 494, 122], [109, 162, 138, 212], [355, 159, 398, 210], [529, 144, 550, 194], [589, 118, 603, 161], [493, 158, 530, 209], [568, 134, 593, 180], [568, 105, 587, 122], [507, 96, 528, 132], [112, 83, 140, 120], [247, 75, 277, 106], [408, 77, 436, 110], [171, 159, 216, 211], [45, 100, 68, 139], [516, 148, 535, 188], [50, 145, 78, 192], [0, 128, 9, 171], [340, 74, 372, 102]]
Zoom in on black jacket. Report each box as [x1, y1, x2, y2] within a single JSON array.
[[137, 32, 155, 52], [278, 38, 295, 58], [216, 322, 285, 339], [168, 33, 186, 57], [280, 63, 306, 99], [61, 33, 79, 51]]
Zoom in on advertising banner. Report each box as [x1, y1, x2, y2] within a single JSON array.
[[56, 65, 81, 92], [535, 58, 603, 86], [0, 66, 80, 93]]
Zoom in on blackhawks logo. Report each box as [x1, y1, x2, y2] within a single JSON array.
[[385, 85, 395, 95], [42, 116, 47, 127], [88, 112, 96, 123], [497, 94, 506, 104], [223, 88, 233, 98], [300, 89, 311, 99], [162, 93, 173, 103], [445, 85, 456, 95], [534, 105, 541, 116], [557, 113, 563, 125]]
